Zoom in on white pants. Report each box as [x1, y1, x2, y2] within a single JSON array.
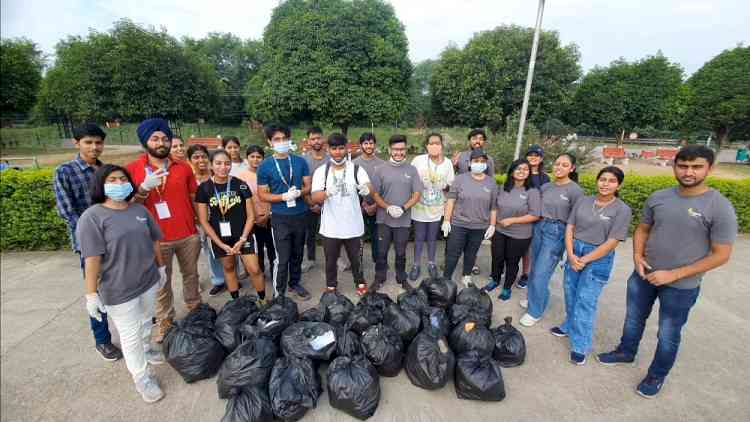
[[105, 283, 158, 383]]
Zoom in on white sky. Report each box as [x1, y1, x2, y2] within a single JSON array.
[[1, 0, 748, 76]]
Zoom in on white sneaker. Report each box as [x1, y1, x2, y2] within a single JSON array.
[[519, 313, 540, 327], [135, 374, 165, 403], [462, 275, 474, 288], [145, 349, 165, 365], [519, 299, 528, 309]]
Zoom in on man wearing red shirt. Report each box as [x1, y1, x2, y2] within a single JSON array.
[[126, 118, 202, 342]]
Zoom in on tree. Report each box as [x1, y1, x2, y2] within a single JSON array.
[[684, 45, 750, 146], [403, 59, 435, 127], [246, 0, 412, 134], [430, 25, 581, 133], [0, 38, 44, 119]]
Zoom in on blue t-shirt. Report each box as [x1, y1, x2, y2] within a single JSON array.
[[257, 154, 310, 216]]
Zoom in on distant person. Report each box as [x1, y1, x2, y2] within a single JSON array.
[[518, 144, 551, 289], [223, 136, 247, 176], [370, 134, 423, 291], [237, 145, 275, 276], [77, 164, 167, 403], [409, 132, 454, 281], [126, 118, 202, 342], [301, 126, 328, 273], [353, 132, 385, 267], [53, 123, 122, 361], [597, 146, 737, 398], [170, 136, 186, 161]]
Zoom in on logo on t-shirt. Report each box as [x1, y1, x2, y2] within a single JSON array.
[[520, 194, 528, 200], [560, 194, 569, 202], [687, 208, 703, 218], [483, 187, 491, 193], [599, 214, 611, 221], [136, 216, 148, 222]]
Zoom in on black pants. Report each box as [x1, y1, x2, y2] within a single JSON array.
[[359, 213, 379, 266], [443, 225, 485, 280], [271, 213, 306, 296], [303, 210, 321, 261], [254, 224, 276, 273], [375, 224, 409, 283], [490, 231, 532, 289], [323, 236, 364, 288]]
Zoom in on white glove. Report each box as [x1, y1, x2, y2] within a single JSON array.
[[441, 221, 451, 237], [281, 188, 300, 202], [85, 293, 106, 321], [158, 266, 168, 290], [386, 205, 404, 218], [357, 183, 370, 196], [141, 169, 169, 191], [289, 186, 302, 199], [484, 225, 496, 240]]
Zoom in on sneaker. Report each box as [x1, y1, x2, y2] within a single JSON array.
[[208, 284, 226, 297], [427, 262, 438, 279], [519, 313, 540, 327], [549, 326, 567, 337], [356, 283, 368, 297], [95, 343, 123, 361], [516, 274, 528, 289], [471, 265, 480, 275], [326, 286, 337, 294], [519, 299, 528, 309], [135, 374, 165, 403], [400, 280, 414, 291], [300, 261, 315, 273], [144, 349, 165, 365], [596, 349, 636, 366], [498, 287, 512, 301], [637, 375, 665, 398], [408, 265, 421, 281], [482, 278, 500, 293], [462, 275, 474, 288], [288, 285, 311, 301], [570, 351, 586, 366]]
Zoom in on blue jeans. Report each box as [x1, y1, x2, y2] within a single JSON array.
[[79, 254, 112, 345], [200, 230, 225, 286], [559, 239, 615, 354], [527, 219, 566, 319], [617, 271, 700, 379]]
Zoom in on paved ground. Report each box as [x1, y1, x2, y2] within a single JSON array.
[[2, 237, 749, 422]]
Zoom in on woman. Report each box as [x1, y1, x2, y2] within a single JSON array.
[[552, 166, 631, 365], [170, 137, 186, 161], [195, 150, 266, 302], [409, 132, 455, 281], [483, 159, 541, 300], [187, 144, 210, 184], [520, 153, 585, 327], [518, 144, 551, 288], [77, 165, 167, 403], [442, 149, 497, 287], [222, 136, 247, 176]]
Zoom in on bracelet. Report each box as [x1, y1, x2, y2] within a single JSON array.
[[239, 236, 248, 241]]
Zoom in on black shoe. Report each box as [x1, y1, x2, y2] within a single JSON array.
[[96, 343, 123, 361], [289, 285, 311, 301], [208, 284, 226, 297], [550, 326, 568, 337], [596, 348, 636, 366], [408, 265, 421, 281], [570, 351, 586, 366], [427, 262, 438, 279], [516, 274, 528, 289], [637, 375, 665, 398]]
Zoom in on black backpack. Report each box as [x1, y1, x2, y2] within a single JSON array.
[[322, 162, 362, 194]]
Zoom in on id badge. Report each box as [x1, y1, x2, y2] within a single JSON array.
[[286, 191, 296, 208], [219, 221, 232, 237], [155, 202, 171, 219]]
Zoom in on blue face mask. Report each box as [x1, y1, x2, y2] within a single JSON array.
[[104, 183, 133, 202], [273, 140, 291, 154], [470, 162, 487, 174]]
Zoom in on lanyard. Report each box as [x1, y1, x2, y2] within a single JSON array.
[[212, 177, 233, 220], [145, 159, 169, 200], [273, 156, 293, 189]]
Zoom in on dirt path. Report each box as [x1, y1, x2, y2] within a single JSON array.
[[1, 145, 144, 168], [587, 160, 750, 179]]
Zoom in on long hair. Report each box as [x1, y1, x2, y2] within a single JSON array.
[[557, 153, 579, 183], [503, 159, 533, 192], [596, 165, 625, 197], [89, 164, 136, 204]]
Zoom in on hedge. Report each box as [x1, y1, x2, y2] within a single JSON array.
[[0, 168, 748, 251]]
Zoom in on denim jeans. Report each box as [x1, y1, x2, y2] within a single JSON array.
[[199, 228, 225, 286], [79, 254, 112, 345], [617, 271, 700, 379], [526, 219, 567, 319], [559, 239, 615, 354]]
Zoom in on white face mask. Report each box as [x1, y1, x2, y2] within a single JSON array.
[[330, 156, 347, 165], [273, 140, 291, 154], [470, 162, 487, 174]]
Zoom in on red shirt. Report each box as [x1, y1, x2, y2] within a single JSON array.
[[126, 154, 198, 242]]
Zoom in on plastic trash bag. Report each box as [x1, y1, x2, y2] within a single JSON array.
[[215, 296, 261, 353], [320, 291, 355, 326], [269, 356, 322, 422], [422, 307, 450, 338], [454, 350, 506, 401], [404, 331, 455, 390], [221, 386, 273, 422], [383, 303, 421, 344], [492, 317, 526, 367], [300, 306, 327, 323], [449, 303, 491, 328], [327, 354, 381, 420], [163, 305, 225, 383], [397, 288, 429, 314], [455, 286, 493, 319], [358, 291, 393, 312], [335, 326, 362, 358], [281, 322, 337, 361], [361, 324, 404, 377], [347, 305, 383, 335], [217, 337, 278, 399], [420, 277, 457, 309], [256, 296, 299, 342], [449, 321, 494, 357]]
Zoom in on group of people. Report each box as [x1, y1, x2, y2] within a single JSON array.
[[53, 118, 737, 403]]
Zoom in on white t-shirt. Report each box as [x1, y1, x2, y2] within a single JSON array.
[[410, 154, 455, 222], [312, 161, 371, 239], [229, 161, 249, 177]]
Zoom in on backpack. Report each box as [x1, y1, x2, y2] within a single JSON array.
[[322, 162, 362, 194]]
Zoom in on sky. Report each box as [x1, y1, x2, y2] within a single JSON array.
[[1, 0, 748, 76]]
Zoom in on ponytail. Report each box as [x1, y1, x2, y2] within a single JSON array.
[[558, 152, 579, 183]]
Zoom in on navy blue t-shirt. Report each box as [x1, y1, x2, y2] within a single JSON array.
[[257, 154, 310, 216], [529, 172, 551, 189]]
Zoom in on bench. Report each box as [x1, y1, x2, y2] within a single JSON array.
[[655, 148, 678, 166], [1, 156, 40, 170], [601, 147, 628, 165], [640, 150, 656, 159], [187, 137, 222, 149]]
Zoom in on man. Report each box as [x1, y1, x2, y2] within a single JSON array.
[[257, 123, 312, 300], [370, 134, 423, 291], [597, 145, 737, 398], [452, 128, 496, 177], [53, 123, 122, 361], [126, 118, 202, 342], [353, 132, 385, 266], [311, 133, 372, 296], [301, 126, 327, 273]]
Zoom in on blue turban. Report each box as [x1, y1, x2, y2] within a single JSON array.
[[137, 118, 173, 146]]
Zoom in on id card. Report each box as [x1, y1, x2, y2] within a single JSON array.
[[155, 202, 171, 219], [219, 221, 232, 237], [286, 198, 296, 208]]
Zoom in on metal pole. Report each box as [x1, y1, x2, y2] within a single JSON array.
[[514, 0, 546, 159]]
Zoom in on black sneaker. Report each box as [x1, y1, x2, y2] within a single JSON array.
[[570, 351, 586, 366], [208, 284, 226, 297], [637, 375, 665, 399], [96, 343, 123, 361], [516, 274, 528, 289], [550, 326, 568, 337], [408, 265, 421, 281], [596, 349, 636, 366], [288, 285, 311, 301]]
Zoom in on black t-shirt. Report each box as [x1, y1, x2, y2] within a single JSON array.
[[195, 177, 252, 239]]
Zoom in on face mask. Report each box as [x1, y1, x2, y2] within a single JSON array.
[[470, 162, 487, 174], [389, 157, 405, 166], [273, 141, 291, 154], [330, 156, 347, 165], [104, 183, 133, 202]]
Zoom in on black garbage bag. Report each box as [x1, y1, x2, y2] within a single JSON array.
[[449, 303, 491, 328], [404, 331, 455, 390], [361, 324, 404, 377], [397, 288, 429, 314], [422, 307, 450, 338], [320, 291, 355, 326], [217, 337, 278, 399], [300, 306, 328, 323], [383, 303, 421, 344], [256, 296, 299, 342], [163, 307, 225, 383], [454, 351, 506, 401], [347, 305, 383, 335], [492, 317, 526, 367], [238, 313, 261, 343], [182, 303, 217, 327], [269, 356, 322, 422], [449, 321, 494, 356], [221, 386, 273, 422], [281, 322, 337, 361], [335, 326, 362, 358], [215, 296, 261, 353], [456, 286, 493, 317], [327, 354, 381, 420], [358, 291, 393, 312], [420, 277, 457, 309]]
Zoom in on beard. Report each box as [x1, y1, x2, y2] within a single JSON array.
[[676, 175, 705, 188], [148, 146, 170, 159]]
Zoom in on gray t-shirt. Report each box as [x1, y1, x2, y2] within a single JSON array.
[[496, 187, 542, 239], [304, 151, 329, 176], [642, 187, 738, 289], [540, 181, 585, 222], [447, 173, 498, 229], [371, 162, 424, 227], [568, 196, 632, 246], [353, 155, 386, 204], [456, 150, 495, 177], [77, 204, 162, 306]]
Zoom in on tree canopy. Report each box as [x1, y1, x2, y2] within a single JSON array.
[[0, 38, 45, 118]]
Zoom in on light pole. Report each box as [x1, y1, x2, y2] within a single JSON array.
[[514, 0, 546, 159]]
